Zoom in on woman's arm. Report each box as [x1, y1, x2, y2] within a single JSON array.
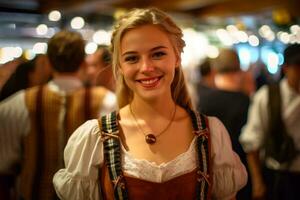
[[53, 120, 104, 200]]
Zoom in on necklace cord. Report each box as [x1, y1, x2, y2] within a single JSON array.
[[129, 103, 177, 139]]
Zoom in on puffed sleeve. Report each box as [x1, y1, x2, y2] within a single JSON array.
[[209, 117, 248, 200], [53, 119, 103, 200]]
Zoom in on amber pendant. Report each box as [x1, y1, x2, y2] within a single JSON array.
[[145, 134, 156, 144]]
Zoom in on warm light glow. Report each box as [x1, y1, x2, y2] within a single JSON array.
[[216, 29, 233, 46], [181, 29, 209, 68], [248, 35, 259, 46], [33, 43, 47, 54], [71, 17, 85, 29], [258, 25, 275, 42], [290, 25, 300, 34], [265, 31, 275, 41], [114, 9, 127, 20], [236, 31, 248, 43], [206, 45, 219, 58], [258, 25, 271, 37], [48, 10, 61, 21], [93, 30, 111, 45], [267, 52, 279, 74], [289, 34, 298, 44], [85, 42, 98, 54], [226, 25, 238, 33], [24, 49, 36, 60], [36, 24, 48, 35], [279, 32, 290, 44], [237, 47, 251, 70], [14, 47, 23, 58], [0, 47, 14, 64]]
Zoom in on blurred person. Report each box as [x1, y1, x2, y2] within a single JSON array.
[[196, 57, 217, 108], [214, 49, 255, 96], [242, 69, 256, 97], [85, 45, 116, 91], [196, 57, 217, 111], [0, 54, 52, 101], [198, 49, 252, 200], [251, 61, 275, 91], [0, 30, 116, 200], [0, 58, 24, 91], [199, 57, 216, 88], [240, 44, 300, 200], [53, 8, 247, 200]]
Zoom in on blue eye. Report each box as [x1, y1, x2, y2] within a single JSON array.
[[152, 51, 166, 59], [124, 55, 138, 63]]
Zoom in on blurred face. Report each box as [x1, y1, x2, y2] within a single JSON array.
[[119, 25, 179, 102], [85, 49, 110, 85], [285, 64, 300, 93]]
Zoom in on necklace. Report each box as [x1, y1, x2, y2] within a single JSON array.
[[129, 103, 177, 145]]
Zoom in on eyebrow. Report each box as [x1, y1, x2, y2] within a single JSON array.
[[121, 46, 167, 57]]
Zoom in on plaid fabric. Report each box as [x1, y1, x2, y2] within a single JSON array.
[[101, 110, 211, 200], [101, 111, 129, 200], [188, 109, 212, 200]]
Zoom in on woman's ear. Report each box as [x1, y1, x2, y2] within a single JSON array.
[[175, 55, 181, 68]]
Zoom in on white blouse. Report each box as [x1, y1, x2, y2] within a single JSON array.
[[239, 79, 300, 171], [53, 116, 247, 200]]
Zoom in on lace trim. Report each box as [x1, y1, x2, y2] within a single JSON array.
[[121, 137, 198, 183]]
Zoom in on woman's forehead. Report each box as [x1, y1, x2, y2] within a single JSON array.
[[120, 25, 172, 53]]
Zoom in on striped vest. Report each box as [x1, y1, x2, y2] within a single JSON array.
[[20, 85, 108, 200]]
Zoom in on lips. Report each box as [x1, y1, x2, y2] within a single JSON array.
[[137, 76, 162, 88]]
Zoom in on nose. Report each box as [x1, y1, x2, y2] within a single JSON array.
[[140, 57, 155, 73]]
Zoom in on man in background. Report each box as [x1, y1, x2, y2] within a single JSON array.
[[198, 49, 252, 200], [240, 44, 300, 200], [0, 30, 116, 200], [0, 54, 52, 101], [85, 45, 115, 91], [198, 57, 216, 88]]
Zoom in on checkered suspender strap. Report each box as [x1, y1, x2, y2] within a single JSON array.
[[188, 109, 212, 200], [99, 111, 129, 200], [98, 110, 211, 200]]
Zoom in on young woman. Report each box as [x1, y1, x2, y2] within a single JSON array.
[[53, 8, 247, 200]]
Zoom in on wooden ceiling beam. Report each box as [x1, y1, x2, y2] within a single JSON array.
[[111, 0, 227, 11], [191, 0, 297, 18], [38, 0, 115, 14], [35, 0, 300, 19], [151, 0, 227, 11]]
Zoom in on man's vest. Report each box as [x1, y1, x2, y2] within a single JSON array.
[[20, 85, 108, 200], [264, 83, 297, 169]]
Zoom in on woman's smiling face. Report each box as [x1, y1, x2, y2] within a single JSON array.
[[119, 24, 179, 102]]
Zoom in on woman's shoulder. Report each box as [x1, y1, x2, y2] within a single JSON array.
[[206, 116, 228, 139], [194, 113, 232, 150], [206, 115, 224, 129], [69, 110, 120, 144], [191, 110, 224, 130], [68, 119, 101, 146], [187, 110, 228, 144], [64, 119, 105, 167]]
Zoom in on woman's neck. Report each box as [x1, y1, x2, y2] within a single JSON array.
[[130, 95, 176, 120]]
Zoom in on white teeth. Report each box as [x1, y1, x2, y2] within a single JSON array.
[[140, 78, 158, 84]]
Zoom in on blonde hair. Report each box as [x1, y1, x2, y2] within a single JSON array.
[[111, 8, 193, 109]]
